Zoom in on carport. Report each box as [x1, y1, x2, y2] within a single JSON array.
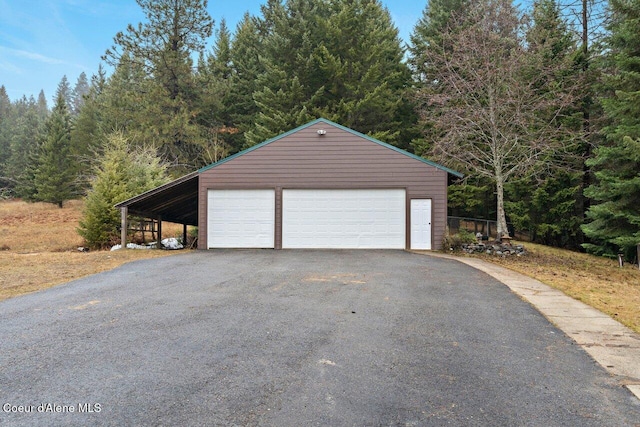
[[115, 171, 199, 248]]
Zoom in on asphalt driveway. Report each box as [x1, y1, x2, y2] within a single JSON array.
[[1, 250, 639, 426]]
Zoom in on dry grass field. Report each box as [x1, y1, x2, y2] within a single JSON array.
[[0, 199, 185, 301], [465, 242, 640, 333]]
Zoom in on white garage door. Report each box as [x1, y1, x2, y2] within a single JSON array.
[[283, 189, 406, 249], [208, 189, 275, 248]]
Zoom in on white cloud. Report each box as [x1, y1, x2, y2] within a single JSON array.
[[0, 59, 22, 74], [0, 46, 86, 71], [0, 46, 65, 65]]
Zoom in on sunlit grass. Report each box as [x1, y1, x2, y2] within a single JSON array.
[[466, 241, 640, 333], [0, 199, 185, 301]]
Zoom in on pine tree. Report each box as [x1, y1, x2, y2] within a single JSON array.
[[0, 86, 11, 190], [226, 13, 267, 150], [70, 75, 105, 192], [71, 72, 90, 117], [55, 76, 73, 113], [36, 90, 48, 119], [243, 0, 412, 149], [78, 132, 169, 249], [207, 18, 232, 80], [408, 0, 470, 82], [97, 52, 149, 134], [316, 0, 413, 148], [196, 18, 237, 162], [7, 96, 46, 199], [33, 92, 75, 207], [408, 0, 470, 156], [582, 0, 640, 260], [103, 0, 213, 170], [243, 0, 321, 147]]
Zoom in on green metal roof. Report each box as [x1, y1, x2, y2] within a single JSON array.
[[199, 118, 464, 178]]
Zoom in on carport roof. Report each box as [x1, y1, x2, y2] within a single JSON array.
[[115, 172, 199, 225]]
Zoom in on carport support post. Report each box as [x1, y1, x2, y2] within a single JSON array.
[[156, 216, 162, 249], [183, 224, 187, 247], [120, 206, 128, 249]]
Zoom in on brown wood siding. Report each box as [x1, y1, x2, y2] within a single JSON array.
[[198, 122, 449, 250]]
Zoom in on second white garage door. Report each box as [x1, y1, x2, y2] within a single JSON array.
[[283, 189, 406, 249]]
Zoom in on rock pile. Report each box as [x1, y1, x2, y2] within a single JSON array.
[[461, 242, 526, 256]]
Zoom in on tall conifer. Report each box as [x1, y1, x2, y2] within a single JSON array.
[[33, 92, 75, 207], [582, 0, 640, 260], [243, 0, 412, 149]]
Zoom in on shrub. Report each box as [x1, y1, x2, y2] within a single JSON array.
[[443, 228, 477, 251], [77, 132, 169, 249]]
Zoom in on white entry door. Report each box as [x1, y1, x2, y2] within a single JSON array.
[[207, 189, 275, 248], [283, 189, 406, 249], [410, 199, 432, 250]]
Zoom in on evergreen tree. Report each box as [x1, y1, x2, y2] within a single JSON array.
[[206, 18, 232, 80], [582, 0, 640, 260], [33, 92, 75, 207], [71, 72, 90, 116], [55, 76, 73, 113], [243, 0, 319, 146], [103, 0, 213, 169], [0, 88, 48, 198], [36, 90, 48, 118], [97, 52, 149, 134], [77, 132, 169, 249], [408, 0, 470, 157], [506, 173, 583, 247], [583, 137, 640, 259], [0, 86, 11, 190], [243, 0, 412, 149], [7, 96, 46, 199], [408, 0, 470, 83], [196, 18, 237, 163], [70, 73, 105, 192], [316, 0, 414, 148], [226, 13, 266, 151]]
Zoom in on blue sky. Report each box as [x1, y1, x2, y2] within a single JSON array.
[[0, 0, 429, 104]]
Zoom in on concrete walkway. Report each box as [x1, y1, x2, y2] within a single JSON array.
[[429, 253, 640, 400]]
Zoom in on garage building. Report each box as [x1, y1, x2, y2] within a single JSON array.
[[117, 118, 462, 250]]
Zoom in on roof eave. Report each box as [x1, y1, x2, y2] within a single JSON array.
[[114, 171, 198, 208]]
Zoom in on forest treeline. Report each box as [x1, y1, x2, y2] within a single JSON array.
[[0, 0, 638, 259]]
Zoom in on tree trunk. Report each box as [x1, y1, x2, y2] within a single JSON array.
[[496, 177, 509, 238]]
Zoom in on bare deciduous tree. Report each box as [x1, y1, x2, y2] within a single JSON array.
[[416, 0, 582, 238]]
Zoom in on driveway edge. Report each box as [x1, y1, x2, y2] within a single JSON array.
[[414, 251, 640, 401]]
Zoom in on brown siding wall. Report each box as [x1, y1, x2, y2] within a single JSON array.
[[198, 122, 449, 249]]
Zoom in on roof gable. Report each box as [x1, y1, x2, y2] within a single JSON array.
[[199, 118, 463, 178]]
